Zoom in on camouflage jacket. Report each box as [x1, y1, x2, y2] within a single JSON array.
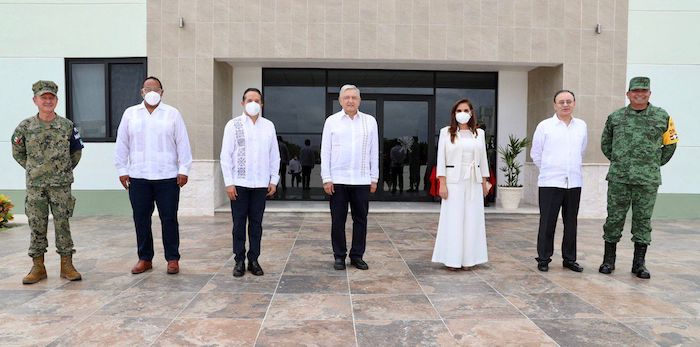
[[11, 114, 83, 187], [601, 103, 678, 186]]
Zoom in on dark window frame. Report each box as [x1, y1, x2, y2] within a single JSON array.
[[65, 57, 147, 142]]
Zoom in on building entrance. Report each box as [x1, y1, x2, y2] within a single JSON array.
[[329, 94, 434, 201], [262, 68, 498, 203]]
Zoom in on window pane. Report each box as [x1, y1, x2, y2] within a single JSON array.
[[328, 70, 433, 95], [110, 63, 146, 137], [263, 86, 326, 133], [435, 88, 496, 136], [70, 64, 106, 138]]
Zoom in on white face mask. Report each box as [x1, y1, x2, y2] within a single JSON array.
[[144, 91, 161, 106], [456, 112, 471, 124], [245, 101, 261, 116]]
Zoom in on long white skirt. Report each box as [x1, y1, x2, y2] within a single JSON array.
[[431, 179, 488, 267]]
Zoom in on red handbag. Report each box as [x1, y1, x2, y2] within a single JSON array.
[[429, 166, 440, 197]]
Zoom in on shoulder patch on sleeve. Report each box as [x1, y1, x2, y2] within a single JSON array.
[[662, 116, 679, 145]]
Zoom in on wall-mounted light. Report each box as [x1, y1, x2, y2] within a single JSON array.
[[595, 24, 602, 34], [179, 17, 185, 28]]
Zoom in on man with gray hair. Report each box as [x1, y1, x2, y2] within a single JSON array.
[[321, 85, 379, 270]]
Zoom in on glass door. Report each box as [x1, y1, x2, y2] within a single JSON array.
[[328, 94, 433, 201]]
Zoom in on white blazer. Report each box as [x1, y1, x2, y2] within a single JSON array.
[[436, 126, 490, 184]]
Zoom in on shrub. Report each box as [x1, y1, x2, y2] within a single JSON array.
[[0, 194, 14, 228]]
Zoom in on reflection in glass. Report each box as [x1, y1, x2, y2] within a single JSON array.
[[273, 134, 325, 200], [110, 63, 146, 138], [382, 101, 429, 200], [70, 64, 106, 138], [264, 86, 326, 133]]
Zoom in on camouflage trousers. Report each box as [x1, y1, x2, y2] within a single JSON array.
[[26, 185, 76, 257], [603, 181, 658, 245]]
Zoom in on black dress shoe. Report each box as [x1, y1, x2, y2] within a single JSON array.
[[334, 258, 346, 270], [537, 261, 549, 272], [233, 261, 245, 277], [350, 258, 369, 270], [248, 260, 264, 276], [563, 261, 584, 272]]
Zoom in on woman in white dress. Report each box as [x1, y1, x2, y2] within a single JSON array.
[[432, 98, 491, 269]]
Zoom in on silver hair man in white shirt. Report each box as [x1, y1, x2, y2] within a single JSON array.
[[114, 76, 192, 276], [220, 87, 280, 277], [321, 85, 379, 271], [530, 89, 588, 273]]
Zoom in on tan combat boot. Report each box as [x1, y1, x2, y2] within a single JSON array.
[[60, 255, 82, 281], [22, 255, 47, 285]]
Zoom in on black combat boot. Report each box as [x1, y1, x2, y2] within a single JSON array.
[[632, 243, 651, 279], [598, 242, 616, 274]]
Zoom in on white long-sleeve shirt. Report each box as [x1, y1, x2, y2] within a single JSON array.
[[220, 114, 280, 188], [530, 113, 588, 188], [114, 102, 192, 180], [321, 110, 379, 185]]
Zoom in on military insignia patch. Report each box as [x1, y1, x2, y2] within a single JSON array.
[[13, 136, 22, 145], [663, 116, 679, 145]]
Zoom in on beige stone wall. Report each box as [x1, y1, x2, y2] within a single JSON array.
[[147, 0, 628, 213]]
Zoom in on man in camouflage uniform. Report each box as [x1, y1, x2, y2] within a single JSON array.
[[11, 80, 84, 284], [599, 76, 679, 279]]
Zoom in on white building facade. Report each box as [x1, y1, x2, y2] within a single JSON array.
[[1, 0, 696, 218]]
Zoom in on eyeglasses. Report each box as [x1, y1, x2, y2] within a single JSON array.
[[556, 100, 574, 106], [142, 87, 162, 93]]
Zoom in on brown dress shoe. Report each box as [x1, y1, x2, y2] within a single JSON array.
[[167, 260, 179, 274], [131, 260, 152, 274]]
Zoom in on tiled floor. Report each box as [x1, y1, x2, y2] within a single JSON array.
[[0, 213, 698, 346]]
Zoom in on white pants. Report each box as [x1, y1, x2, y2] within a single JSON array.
[[432, 179, 488, 267]]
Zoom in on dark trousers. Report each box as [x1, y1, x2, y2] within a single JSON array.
[[390, 165, 404, 192], [291, 173, 301, 187], [330, 184, 369, 260], [279, 164, 287, 189], [231, 186, 267, 262], [301, 166, 313, 189], [409, 164, 420, 190], [128, 178, 180, 261], [536, 187, 581, 263]]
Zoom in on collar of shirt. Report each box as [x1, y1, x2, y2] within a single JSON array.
[[240, 113, 263, 125], [137, 101, 164, 114], [552, 113, 577, 127], [342, 111, 362, 121]]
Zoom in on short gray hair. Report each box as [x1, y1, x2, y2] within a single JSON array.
[[339, 84, 360, 97]]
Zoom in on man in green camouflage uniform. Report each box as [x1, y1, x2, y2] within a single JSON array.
[[11, 80, 84, 284], [599, 76, 679, 279]]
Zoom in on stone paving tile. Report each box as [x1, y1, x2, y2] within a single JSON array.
[[256, 320, 355, 347], [153, 318, 261, 346], [0, 213, 696, 345], [352, 294, 440, 320], [356, 320, 455, 347], [47, 316, 171, 347], [266, 294, 352, 321], [447, 318, 557, 346], [179, 292, 272, 319], [429, 292, 523, 320], [276, 274, 348, 294], [532, 318, 656, 347], [620, 318, 700, 347]]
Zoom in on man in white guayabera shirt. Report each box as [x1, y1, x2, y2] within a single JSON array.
[[530, 89, 588, 273], [114, 76, 192, 276], [220, 88, 280, 278], [321, 84, 379, 271]]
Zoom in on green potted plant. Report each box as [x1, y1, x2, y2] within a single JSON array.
[[0, 194, 14, 230], [497, 134, 530, 209]]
